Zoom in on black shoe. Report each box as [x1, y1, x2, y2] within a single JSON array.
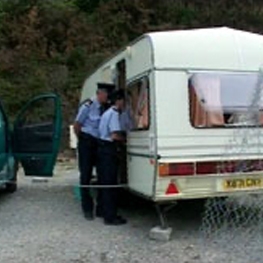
[[104, 216, 127, 226], [84, 211, 94, 221]]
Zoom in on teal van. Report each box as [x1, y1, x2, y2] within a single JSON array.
[[0, 93, 62, 193]]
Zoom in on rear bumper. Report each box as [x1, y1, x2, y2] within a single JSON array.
[[154, 189, 263, 202], [154, 173, 263, 202]]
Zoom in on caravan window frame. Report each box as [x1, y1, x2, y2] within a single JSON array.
[[188, 71, 263, 129], [127, 76, 150, 131]]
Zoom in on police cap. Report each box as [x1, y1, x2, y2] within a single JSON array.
[[97, 83, 115, 94]]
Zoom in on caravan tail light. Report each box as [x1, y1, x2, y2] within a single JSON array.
[[196, 162, 218, 175], [159, 163, 194, 177], [251, 160, 263, 171], [159, 160, 263, 177]]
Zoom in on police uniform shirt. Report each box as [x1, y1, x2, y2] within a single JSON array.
[[120, 107, 133, 132], [75, 98, 102, 138], [99, 107, 121, 142]]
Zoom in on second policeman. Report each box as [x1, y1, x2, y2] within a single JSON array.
[[97, 90, 127, 226]]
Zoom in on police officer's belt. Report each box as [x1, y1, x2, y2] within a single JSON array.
[[98, 139, 116, 146], [79, 132, 97, 141]]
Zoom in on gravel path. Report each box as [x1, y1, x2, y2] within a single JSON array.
[[0, 165, 204, 263]]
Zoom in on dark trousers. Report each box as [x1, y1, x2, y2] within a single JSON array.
[[97, 141, 119, 221], [78, 132, 98, 213]]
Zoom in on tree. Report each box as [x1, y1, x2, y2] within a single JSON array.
[[1, 0, 263, 150]]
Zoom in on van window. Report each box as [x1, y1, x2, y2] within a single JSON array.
[[127, 77, 149, 131], [19, 97, 56, 127], [189, 72, 263, 128]]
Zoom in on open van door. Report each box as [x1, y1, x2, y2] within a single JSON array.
[[0, 101, 8, 174], [13, 94, 62, 177]]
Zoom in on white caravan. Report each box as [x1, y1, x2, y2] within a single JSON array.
[[75, 27, 263, 213]]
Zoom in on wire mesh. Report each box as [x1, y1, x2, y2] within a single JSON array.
[[199, 69, 263, 263]]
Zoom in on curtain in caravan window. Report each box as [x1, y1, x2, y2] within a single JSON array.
[[189, 83, 207, 127], [189, 72, 263, 128], [190, 74, 224, 127], [136, 78, 149, 129], [127, 77, 150, 131]]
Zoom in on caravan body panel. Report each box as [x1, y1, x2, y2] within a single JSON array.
[[150, 28, 263, 201], [78, 27, 263, 201]]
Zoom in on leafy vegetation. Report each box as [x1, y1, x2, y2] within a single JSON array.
[[0, 0, 263, 148]]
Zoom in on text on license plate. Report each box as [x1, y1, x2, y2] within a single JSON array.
[[224, 178, 262, 190]]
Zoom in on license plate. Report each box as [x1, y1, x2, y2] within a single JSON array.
[[223, 178, 262, 190]]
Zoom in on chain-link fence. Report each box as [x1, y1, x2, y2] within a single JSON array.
[[200, 195, 263, 263], [199, 69, 263, 263]]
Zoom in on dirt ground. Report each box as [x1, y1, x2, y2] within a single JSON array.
[[0, 162, 206, 263]]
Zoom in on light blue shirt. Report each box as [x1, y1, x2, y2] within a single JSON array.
[[99, 107, 121, 141], [120, 107, 133, 132], [75, 98, 101, 138]]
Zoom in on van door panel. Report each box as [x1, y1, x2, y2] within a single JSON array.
[[0, 102, 7, 174], [13, 94, 62, 177]]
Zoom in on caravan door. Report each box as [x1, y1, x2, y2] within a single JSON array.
[[127, 75, 156, 198]]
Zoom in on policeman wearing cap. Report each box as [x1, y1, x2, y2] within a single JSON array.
[[97, 90, 127, 225], [74, 83, 114, 220]]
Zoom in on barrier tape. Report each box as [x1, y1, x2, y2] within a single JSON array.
[[0, 179, 127, 189]]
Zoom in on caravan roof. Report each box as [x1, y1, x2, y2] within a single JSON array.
[[147, 27, 263, 71], [81, 27, 263, 101]]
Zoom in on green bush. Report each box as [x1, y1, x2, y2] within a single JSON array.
[[1, 0, 263, 150]]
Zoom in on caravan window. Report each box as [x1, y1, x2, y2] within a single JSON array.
[[189, 72, 263, 128], [127, 77, 149, 131]]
